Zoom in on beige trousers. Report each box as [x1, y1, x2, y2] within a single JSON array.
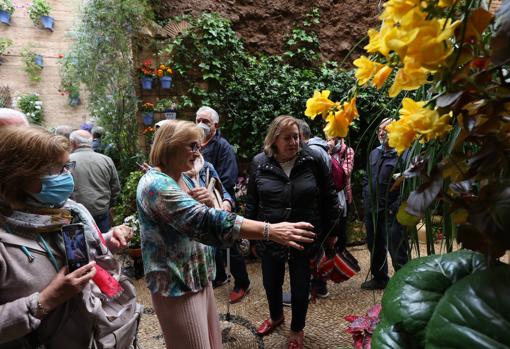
[[151, 283, 223, 349]]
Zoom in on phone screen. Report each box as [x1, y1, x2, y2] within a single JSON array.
[[61, 224, 89, 272]]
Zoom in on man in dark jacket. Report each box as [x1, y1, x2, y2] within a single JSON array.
[[195, 106, 250, 304], [361, 118, 410, 290]]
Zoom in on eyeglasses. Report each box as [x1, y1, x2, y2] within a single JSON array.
[[59, 161, 76, 174], [189, 142, 201, 153]]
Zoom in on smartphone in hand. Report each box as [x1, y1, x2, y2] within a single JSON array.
[[61, 223, 89, 272]]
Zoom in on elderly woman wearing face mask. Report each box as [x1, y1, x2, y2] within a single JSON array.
[[245, 115, 339, 349], [136, 120, 315, 349], [0, 126, 141, 348]]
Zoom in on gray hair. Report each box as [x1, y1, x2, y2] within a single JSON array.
[[297, 119, 311, 141], [196, 106, 219, 123], [0, 108, 29, 127], [55, 125, 74, 139], [69, 130, 93, 147], [91, 126, 105, 138]]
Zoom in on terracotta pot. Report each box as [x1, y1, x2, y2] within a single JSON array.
[[128, 247, 141, 258]]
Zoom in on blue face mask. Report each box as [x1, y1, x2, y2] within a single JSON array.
[[31, 171, 75, 206]]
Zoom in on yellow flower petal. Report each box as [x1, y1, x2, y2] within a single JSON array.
[[353, 56, 382, 86], [304, 90, 336, 120], [372, 65, 393, 89]]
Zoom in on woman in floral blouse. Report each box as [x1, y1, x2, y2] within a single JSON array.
[[136, 120, 315, 349]]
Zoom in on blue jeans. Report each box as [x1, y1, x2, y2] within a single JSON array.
[[364, 211, 409, 283], [93, 212, 111, 235]]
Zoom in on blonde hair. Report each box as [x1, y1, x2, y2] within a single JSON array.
[[149, 120, 204, 169], [0, 126, 70, 208], [263, 115, 300, 157]]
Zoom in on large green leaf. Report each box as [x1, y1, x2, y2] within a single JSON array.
[[381, 250, 487, 345], [426, 264, 510, 349], [372, 320, 415, 349]]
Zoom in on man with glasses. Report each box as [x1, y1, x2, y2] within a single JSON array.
[[195, 106, 251, 304], [69, 129, 121, 234]]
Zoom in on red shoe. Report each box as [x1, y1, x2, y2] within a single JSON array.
[[287, 330, 304, 349], [229, 284, 252, 304], [256, 316, 284, 336]]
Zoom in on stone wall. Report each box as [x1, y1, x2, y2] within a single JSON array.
[[0, 0, 87, 128]]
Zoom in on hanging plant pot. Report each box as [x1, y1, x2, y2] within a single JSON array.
[[40, 15, 54, 31], [164, 109, 177, 120], [68, 95, 81, 107], [142, 111, 154, 125], [160, 76, 173, 89], [140, 76, 153, 90], [34, 55, 44, 68], [0, 11, 11, 25]]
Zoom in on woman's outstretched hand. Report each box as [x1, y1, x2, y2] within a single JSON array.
[[269, 222, 315, 250]]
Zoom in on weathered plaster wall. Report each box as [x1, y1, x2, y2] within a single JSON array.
[[0, 0, 88, 128]]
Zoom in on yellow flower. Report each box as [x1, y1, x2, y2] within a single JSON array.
[[364, 29, 382, 54], [324, 110, 350, 139], [438, 0, 455, 7], [353, 56, 382, 86], [380, 0, 420, 22], [372, 65, 393, 89], [342, 96, 359, 122], [388, 58, 429, 97], [304, 90, 336, 120], [386, 118, 416, 154]]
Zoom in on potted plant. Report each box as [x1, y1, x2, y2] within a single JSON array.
[[0, 0, 14, 25], [59, 83, 80, 107], [154, 97, 177, 120], [14, 93, 43, 125], [20, 47, 43, 83], [0, 38, 12, 64], [143, 126, 155, 146], [28, 0, 53, 31], [123, 214, 144, 279], [156, 63, 174, 89], [138, 59, 155, 90], [141, 102, 155, 125]]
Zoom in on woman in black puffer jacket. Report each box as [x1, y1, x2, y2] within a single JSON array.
[[246, 115, 339, 349]]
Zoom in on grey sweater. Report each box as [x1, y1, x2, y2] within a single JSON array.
[[70, 147, 120, 216]]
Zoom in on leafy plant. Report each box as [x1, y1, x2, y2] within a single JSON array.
[[28, 0, 50, 26], [63, 0, 152, 179], [283, 8, 321, 67], [15, 93, 43, 124], [0, 0, 15, 15], [20, 47, 43, 83], [113, 170, 144, 226], [154, 97, 176, 112], [0, 38, 12, 57], [123, 214, 140, 248]]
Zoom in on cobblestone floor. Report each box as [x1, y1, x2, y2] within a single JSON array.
[[134, 245, 383, 349]]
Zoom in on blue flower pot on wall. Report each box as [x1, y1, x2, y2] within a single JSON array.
[[141, 77, 153, 90], [164, 109, 177, 120], [68, 96, 81, 107], [40, 15, 54, 31], [160, 76, 172, 89], [142, 111, 154, 125], [0, 11, 11, 25], [34, 55, 44, 67]]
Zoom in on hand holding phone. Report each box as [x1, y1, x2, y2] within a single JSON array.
[[61, 223, 90, 272]]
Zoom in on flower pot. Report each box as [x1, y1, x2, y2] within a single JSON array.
[[142, 111, 154, 125], [160, 76, 173, 89], [0, 10, 11, 25], [128, 247, 142, 258], [34, 55, 44, 67], [40, 15, 54, 31], [140, 76, 153, 90], [164, 109, 177, 120], [68, 96, 81, 106]]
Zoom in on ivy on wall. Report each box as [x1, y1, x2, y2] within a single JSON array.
[[61, 0, 152, 177]]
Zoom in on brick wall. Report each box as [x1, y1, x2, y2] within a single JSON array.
[[0, 0, 88, 128]]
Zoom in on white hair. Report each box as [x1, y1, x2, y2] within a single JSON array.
[[69, 130, 93, 147], [55, 125, 74, 139], [196, 106, 219, 123], [0, 108, 29, 127]]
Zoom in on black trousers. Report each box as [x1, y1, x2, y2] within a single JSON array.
[[261, 252, 311, 332], [214, 246, 250, 289], [364, 211, 410, 283]]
